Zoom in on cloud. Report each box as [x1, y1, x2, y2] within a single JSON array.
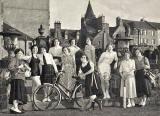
[[50, 0, 160, 29]]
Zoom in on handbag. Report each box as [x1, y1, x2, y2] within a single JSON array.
[[144, 69, 156, 87]]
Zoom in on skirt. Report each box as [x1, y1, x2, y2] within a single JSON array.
[[135, 69, 152, 97], [85, 72, 103, 99], [9, 79, 27, 105], [41, 64, 56, 84], [120, 77, 137, 98]]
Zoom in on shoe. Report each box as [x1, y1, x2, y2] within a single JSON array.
[[127, 103, 132, 108], [141, 101, 146, 107], [42, 98, 48, 102], [131, 102, 135, 107], [95, 99, 102, 110], [87, 102, 95, 111], [10, 108, 23, 114], [139, 100, 143, 106], [47, 97, 51, 102]]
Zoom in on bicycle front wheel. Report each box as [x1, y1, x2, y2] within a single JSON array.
[[33, 84, 61, 110]]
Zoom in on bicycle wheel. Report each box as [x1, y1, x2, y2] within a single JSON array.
[[75, 84, 91, 108], [33, 84, 61, 110]]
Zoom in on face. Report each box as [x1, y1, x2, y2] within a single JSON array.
[[63, 47, 69, 54], [107, 45, 113, 51], [16, 51, 23, 59], [32, 46, 38, 54], [124, 53, 130, 60], [86, 38, 91, 45], [71, 40, 75, 45], [80, 55, 87, 63], [135, 49, 141, 57], [41, 48, 46, 54], [54, 39, 59, 46]]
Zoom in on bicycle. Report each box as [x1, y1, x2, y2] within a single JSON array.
[[33, 71, 87, 110]]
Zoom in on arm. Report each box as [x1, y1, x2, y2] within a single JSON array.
[[50, 54, 58, 73], [83, 61, 94, 76], [113, 52, 118, 69], [144, 57, 150, 69]]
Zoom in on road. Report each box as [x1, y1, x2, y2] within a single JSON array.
[[1, 105, 160, 116]]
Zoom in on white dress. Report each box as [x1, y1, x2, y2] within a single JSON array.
[[119, 59, 137, 98], [49, 46, 62, 65], [98, 51, 118, 79]]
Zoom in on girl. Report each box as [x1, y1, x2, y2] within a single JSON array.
[[98, 43, 118, 99], [134, 48, 151, 107], [29, 45, 41, 101], [79, 54, 103, 110], [60, 47, 76, 92], [8, 48, 31, 114], [119, 52, 137, 107]]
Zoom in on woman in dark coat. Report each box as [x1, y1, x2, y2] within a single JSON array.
[[78, 53, 103, 110], [134, 48, 151, 107], [8, 48, 31, 114]]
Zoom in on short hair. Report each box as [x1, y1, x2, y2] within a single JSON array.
[[14, 48, 24, 55], [105, 43, 113, 51], [69, 38, 76, 45], [31, 45, 38, 51], [124, 51, 132, 57], [62, 46, 70, 53], [40, 46, 47, 50], [80, 53, 89, 61]]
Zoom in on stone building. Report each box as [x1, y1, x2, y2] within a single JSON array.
[[111, 17, 160, 47], [0, 0, 50, 57], [79, 1, 112, 50], [50, 21, 80, 47]]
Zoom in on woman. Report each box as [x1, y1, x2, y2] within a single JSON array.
[[134, 48, 151, 106], [84, 37, 96, 65], [60, 47, 76, 92], [98, 43, 118, 99], [119, 52, 137, 108], [39, 46, 58, 102], [69, 39, 80, 56], [29, 45, 41, 100], [49, 39, 62, 70], [79, 54, 103, 110], [8, 48, 31, 114]]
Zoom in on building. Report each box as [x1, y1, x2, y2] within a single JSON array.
[[122, 18, 160, 47], [50, 21, 80, 47], [0, 0, 50, 59], [79, 1, 111, 50]]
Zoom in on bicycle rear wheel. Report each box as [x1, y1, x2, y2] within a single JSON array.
[[33, 84, 61, 110], [75, 84, 91, 108]]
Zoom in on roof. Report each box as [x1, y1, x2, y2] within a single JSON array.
[[3, 22, 33, 41], [50, 28, 79, 40], [84, 1, 96, 19], [122, 19, 159, 30]]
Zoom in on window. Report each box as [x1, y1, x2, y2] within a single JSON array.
[[151, 31, 155, 36], [143, 30, 147, 35], [144, 38, 147, 44], [152, 39, 155, 44]]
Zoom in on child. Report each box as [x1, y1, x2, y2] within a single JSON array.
[[119, 51, 137, 107]]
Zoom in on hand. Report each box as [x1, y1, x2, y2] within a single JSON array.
[[18, 64, 24, 69]]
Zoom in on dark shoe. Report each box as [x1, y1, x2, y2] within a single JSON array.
[[95, 99, 102, 110], [87, 102, 95, 111]]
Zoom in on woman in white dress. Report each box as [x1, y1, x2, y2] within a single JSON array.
[[69, 39, 80, 56], [98, 43, 118, 99], [49, 39, 62, 70], [119, 52, 137, 108]]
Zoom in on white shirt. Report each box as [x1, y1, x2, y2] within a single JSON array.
[[69, 45, 80, 55]]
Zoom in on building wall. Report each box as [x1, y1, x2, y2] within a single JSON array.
[[3, 0, 50, 39], [130, 28, 158, 47]]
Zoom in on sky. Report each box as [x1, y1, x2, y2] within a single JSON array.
[[49, 0, 160, 29]]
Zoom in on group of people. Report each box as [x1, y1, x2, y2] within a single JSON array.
[[6, 37, 153, 114]]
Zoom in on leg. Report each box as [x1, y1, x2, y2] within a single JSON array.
[[101, 76, 107, 99], [131, 98, 135, 107], [43, 84, 51, 102], [10, 100, 22, 113], [127, 98, 132, 107], [104, 78, 110, 99]]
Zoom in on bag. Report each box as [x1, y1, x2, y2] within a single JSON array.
[[25, 70, 31, 77], [144, 69, 156, 87]]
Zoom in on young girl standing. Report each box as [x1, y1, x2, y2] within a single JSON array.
[[119, 52, 137, 107]]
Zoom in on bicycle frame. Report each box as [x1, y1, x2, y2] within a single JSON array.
[[54, 82, 82, 100]]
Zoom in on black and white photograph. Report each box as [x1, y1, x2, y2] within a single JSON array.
[[0, 0, 160, 116]]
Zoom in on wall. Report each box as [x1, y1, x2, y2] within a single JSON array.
[[3, 0, 50, 39]]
